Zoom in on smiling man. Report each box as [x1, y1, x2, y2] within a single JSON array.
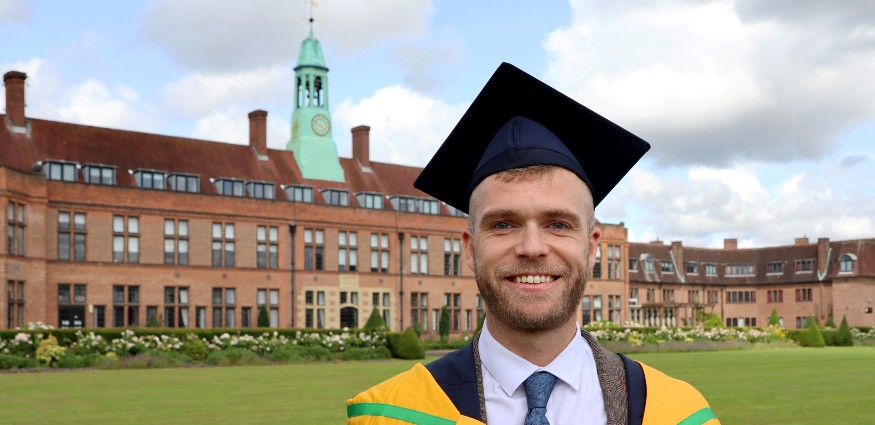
[[347, 63, 719, 425]]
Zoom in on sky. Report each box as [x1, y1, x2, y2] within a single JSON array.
[[2, 0, 874, 248]]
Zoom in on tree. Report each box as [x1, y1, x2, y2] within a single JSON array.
[[410, 319, 422, 338], [768, 309, 781, 327], [387, 327, 425, 359], [258, 305, 270, 327], [363, 308, 387, 332], [475, 314, 486, 335], [695, 309, 723, 328], [836, 315, 854, 346], [439, 305, 450, 343], [799, 316, 825, 348], [824, 315, 836, 328]]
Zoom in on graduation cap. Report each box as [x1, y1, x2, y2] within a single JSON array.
[[414, 62, 650, 214]]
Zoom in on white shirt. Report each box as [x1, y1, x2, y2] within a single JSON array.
[[478, 322, 607, 425]]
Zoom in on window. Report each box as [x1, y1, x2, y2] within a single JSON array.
[[839, 254, 856, 273], [593, 245, 601, 279], [767, 261, 783, 274], [688, 290, 700, 304], [113, 215, 139, 263], [337, 231, 358, 272], [246, 181, 276, 199], [726, 290, 756, 303], [284, 185, 314, 203], [339, 291, 359, 328], [163, 287, 189, 328], [411, 292, 428, 332], [304, 228, 324, 271], [169, 173, 200, 193], [112, 285, 139, 327], [196, 307, 206, 329], [444, 293, 461, 331], [643, 258, 654, 272], [257, 288, 280, 328], [164, 219, 189, 265], [444, 238, 461, 276], [767, 289, 783, 303], [82, 164, 116, 185], [662, 289, 675, 303], [410, 235, 428, 275], [582, 296, 592, 325], [7, 281, 24, 329], [646, 288, 656, 302], [212, 287, 236, 328], [660, 261, 673, 273], [726, 317, 757, 327], [476, 294, 484, 326], [796, 288, 813, 302], [43, 161, 78, 182], [304, 290, 326, 329], [686, 262, 698, 274], [133, 170, 166, 190], [7, 201, 25, 256], [390, 196, 439, 214], [725, 264, 754, 276], [445, 205, 468, 217], [370, 233, 390, 273], [322, 189, 349, 206], [355, 192, 384, 209], [607, 245, 621, 279], [629, 259, 639, 272], [211, 222, 235, 267], [707, 290, 719, 304], [705, 263, 717, 276], [58, 211, 86, 261], [257, 225, 279, 269], [795, 259, 814, 273], [215, 178, 245, 197], [241, 307, 252, 328], [57, 284, 86, 328], [372, 291, 391, 330], [93, 305, 105, 328], [608, 295, 622, 324], [592, 296, 603, 322]]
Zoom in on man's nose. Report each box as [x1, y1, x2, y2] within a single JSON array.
[[515, 225, 549, 258]]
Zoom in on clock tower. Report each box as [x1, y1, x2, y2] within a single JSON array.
[[287, 29, 345, 182]]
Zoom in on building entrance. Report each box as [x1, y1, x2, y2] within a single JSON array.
[[59, 306, 85, 328]]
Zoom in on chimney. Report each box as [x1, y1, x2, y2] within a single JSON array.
[[795, 236, 810, 246], [352, 125, 371, 169], [724, 238, 737, 250], [816, 237, 830, 276], [4, 71, 27, 128], [671, 241, 684, 273], [248, 110, 268, 157]]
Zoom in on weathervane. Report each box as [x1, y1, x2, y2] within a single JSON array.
[[305, 0, 318, 33]]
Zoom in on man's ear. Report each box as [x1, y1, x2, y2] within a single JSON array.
[[588, 225, 601, 271], [462, 227, 476, 272]]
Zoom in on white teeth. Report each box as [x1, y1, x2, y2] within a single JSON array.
[[513, 275, 555, 284]]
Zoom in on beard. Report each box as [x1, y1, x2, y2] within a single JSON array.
[[474, 255, 589, 333]]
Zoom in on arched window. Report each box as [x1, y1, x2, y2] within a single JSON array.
[[340, 307, 358, 328], [839, 254, 857, 273]]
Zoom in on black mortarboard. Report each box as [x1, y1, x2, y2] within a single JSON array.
[[413, 62, 650, 214]]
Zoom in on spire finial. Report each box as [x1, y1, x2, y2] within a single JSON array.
[[308, 0, 317, 34]]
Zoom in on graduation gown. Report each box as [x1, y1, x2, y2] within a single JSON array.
[[347, 330, 719, 425]]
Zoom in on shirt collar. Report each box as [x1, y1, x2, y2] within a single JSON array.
[[479, 321, 590, 397]]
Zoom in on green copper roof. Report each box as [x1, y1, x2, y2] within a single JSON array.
[[296, 31, 327, 70]]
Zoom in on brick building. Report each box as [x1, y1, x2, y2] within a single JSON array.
[[2, 33, 874, 332]]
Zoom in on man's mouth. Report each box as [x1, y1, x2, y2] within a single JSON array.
[[511, 275, 558, 284]]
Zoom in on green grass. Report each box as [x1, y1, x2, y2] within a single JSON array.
[[0, 347, 872, 424]]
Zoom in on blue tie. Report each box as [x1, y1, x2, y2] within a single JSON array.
[[523, 371, 558, 425]]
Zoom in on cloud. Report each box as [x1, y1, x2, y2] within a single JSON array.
[[191, 106, 289, 149], [391, 35, 462, 94], [55, 80, 160, 131], [332, 85, 466, 166], [139, 0, 434, 73], [0, 0, 29, 22], [543, 0, 875, 167], [163, 65, 293, 116]]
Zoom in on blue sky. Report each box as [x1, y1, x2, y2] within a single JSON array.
[[3, 0, 874, 248]]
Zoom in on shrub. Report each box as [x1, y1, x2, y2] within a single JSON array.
[[336, 346, 392, 361], [181, 338, 210, 361], [35, 335, 67, 366], [799, 316, 825, 348], [476, 314, 486, 334], [824, 316, 836, 328], [258, 305, 270, 328], [363, 309, 387, 332], [768, 310, 781, 327], [0, 353, 38, 370], [836, 316, 854, 346], [410, 320, 422, 338], [387, 328, 425, 360], [439, 306, 450, 343], [206, 348, 267, 367], [56, 353, 105, 369]]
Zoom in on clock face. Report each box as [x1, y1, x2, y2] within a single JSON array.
[[311, 114, 331, 136]]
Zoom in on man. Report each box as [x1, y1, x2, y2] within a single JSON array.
[[347, 63, 719, 425]]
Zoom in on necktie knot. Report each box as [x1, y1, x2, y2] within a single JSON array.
[[523, 371, 557, 424]]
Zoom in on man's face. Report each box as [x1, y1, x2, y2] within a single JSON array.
[[463, 167, 600, 333]]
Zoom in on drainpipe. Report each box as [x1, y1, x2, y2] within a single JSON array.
[[398, 232, 405, 331], [289, 223, 297, 328]]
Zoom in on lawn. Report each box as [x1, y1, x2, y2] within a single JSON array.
[[1, 347, 872, 424]]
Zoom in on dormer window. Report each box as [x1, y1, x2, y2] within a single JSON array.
[[133, 170, 166, 190], [390, 196, 440, 215], [445, 204, 468, 217], [215, 178, 245, 197], [43, 161, 78, 182], [169, 173, 200, 193], [839, 254, 857, 273], [82, 164, 116, 185], [322, 189, 349, 206], [355, 192, 384, 210], [246, 181, 275, 200], [284, 185, 314, 203]]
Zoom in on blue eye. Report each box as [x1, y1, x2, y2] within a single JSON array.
[[494, 222, 510, 230], [549, 222, 568, 230]]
